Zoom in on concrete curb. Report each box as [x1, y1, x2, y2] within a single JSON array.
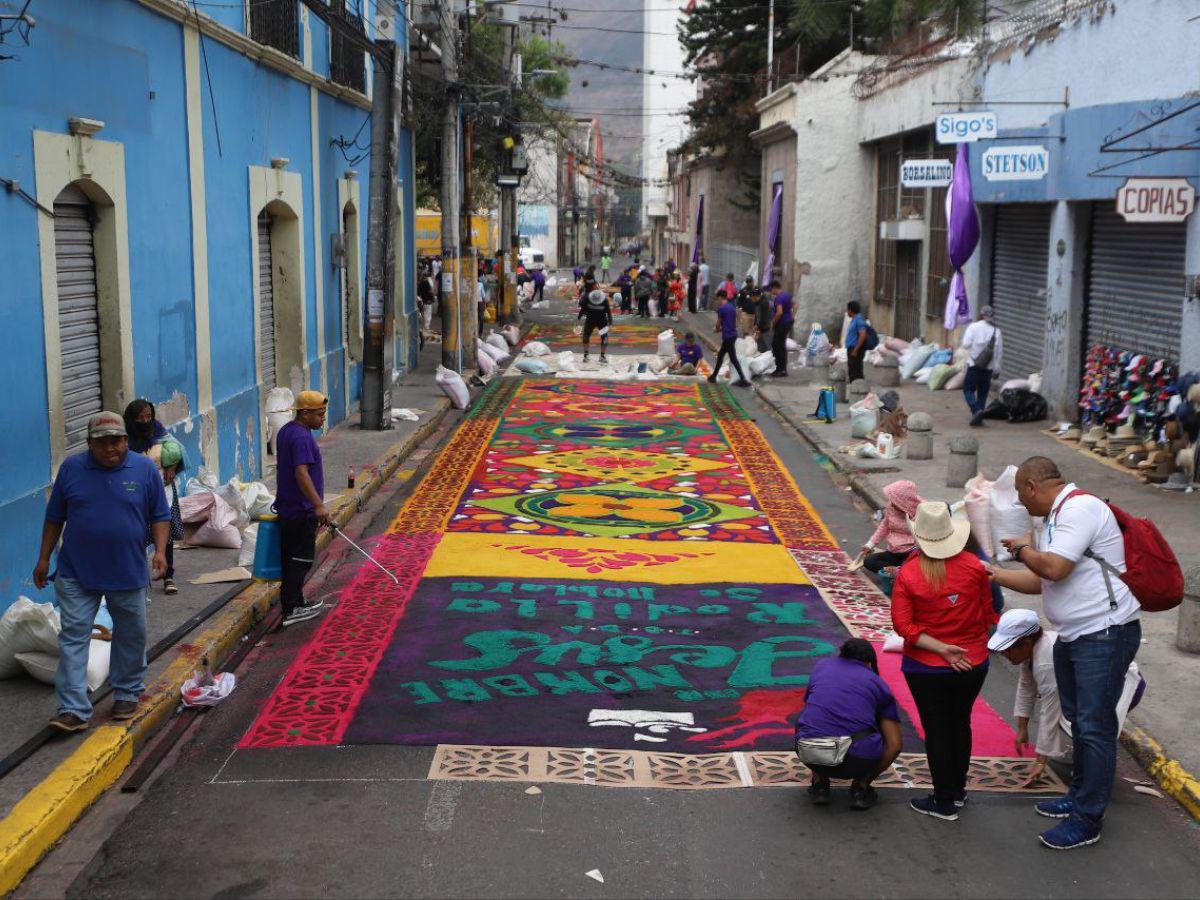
[[1121, 726, 1200, 821], [0, 401, 451, 895]]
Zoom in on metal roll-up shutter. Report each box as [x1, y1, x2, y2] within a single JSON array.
[[54, 185, 102, 454], [257, 212, 276, 388], [989, 204, 1051, 382], [1086, 204, 1185, 359]]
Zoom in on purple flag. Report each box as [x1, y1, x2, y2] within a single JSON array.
[[691, 195, 705, 265], [762, 184, 783, 284], [944, 142, 980, 330]]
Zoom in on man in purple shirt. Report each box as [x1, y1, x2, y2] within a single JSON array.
[[769, 279, 795, 377], [274, 390, 330, 627], [708, 294, 750, 386], [669, 332, 705, 375], [795, 639, 904, 810]]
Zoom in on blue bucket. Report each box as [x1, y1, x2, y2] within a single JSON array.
[[253, 516, 282, 581]]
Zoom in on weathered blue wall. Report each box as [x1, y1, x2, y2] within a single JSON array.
[[0, 0, 416, 612]]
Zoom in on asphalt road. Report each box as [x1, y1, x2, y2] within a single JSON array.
[[25, 301, 1200, 900]]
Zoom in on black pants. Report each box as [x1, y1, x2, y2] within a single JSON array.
[[620, 287, 632, 313], [164, 541, 175, 580], [278, 515, 318, 617], [847, 351, 865, 384], [713, 337, 747, 382], [771, 325, 790, 374], [962, 365, 992, 415], [637, 295, 650, 317], [687, 289, 697, 314], [905, 667, 988, 803], [864, 549, 908, 574], [582, 318, 608, 354], [808, 755, 881, 783]]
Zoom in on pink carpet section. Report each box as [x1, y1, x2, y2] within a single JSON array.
[[874, 643, 1023, 757]]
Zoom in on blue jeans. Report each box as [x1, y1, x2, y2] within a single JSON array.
[[54, 576, 148, 719], [1053, 620, 1141, 828], [962, 365, 992, 415]]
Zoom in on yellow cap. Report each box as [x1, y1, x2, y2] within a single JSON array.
[[292, 390, 329, 411]]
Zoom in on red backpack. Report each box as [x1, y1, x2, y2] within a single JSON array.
[[1062, 490, 1184, 612]]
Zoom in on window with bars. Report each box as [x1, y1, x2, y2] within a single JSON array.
[[330, 0, 367, 93], [250, 0, 300, 59], [874, 145, 899, 302]]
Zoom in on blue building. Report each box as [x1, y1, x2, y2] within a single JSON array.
[[0, 0, 418, 611]]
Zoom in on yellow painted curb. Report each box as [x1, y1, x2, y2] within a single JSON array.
[[1121, 726, 1200, 821], [0, 403, 450, 894]]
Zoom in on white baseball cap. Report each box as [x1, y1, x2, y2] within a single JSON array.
[[988, 608, 1042, 652]]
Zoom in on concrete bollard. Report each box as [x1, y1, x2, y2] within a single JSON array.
[[1176, 566, 1200, 654], [867, 354, 901, 388], [849, 378, 871, 407], [907, 411, 934, 460], [947, 435, 979, 488]]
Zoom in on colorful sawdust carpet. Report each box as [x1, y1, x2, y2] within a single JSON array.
[[522, 321, 674, 351], [240, 379, 1017, 765]]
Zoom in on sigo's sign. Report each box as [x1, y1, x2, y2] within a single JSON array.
[[1115, 177, 1196, 223], [936, 110, 998, 144], [982, 145, 1049, 181], [900, 159, 953, 188]]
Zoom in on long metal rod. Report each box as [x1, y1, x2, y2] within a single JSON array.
[[329, 525, 401, 583]]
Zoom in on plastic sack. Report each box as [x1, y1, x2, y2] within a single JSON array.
[[748, 351, 776, 377], [885, 336, 911, 353], [557, 350, 576, 372], [805, 324, 830, 365], [184, 467, 220, 497], [928, 363, 960, 391], [989, 465, 1033, 562], [786, 338, 798, 351], [963, 473, 995, 558], [900, 342, 935, 379], [264, 387, 295, 450], [881, 631, 905, 653], [485, 332, 508, 354], [188, 491, 243, 549], [1028, 372, 1044, 394], [436, 364, 471, 409], [479, 340, 509, 364], [476, 345, 495, 377], [212, 479, 251, 531], [501, 324, 520, 347], [926, 348, 953, 367], [914, 368, 934, 384], [0, 597, 61, 679], [182, 671, 237, 708], [515, 358, 550, 375], [523, 340, 551, 357], [17, 638, 111, 693], [657, 329, 675, 357], [238, 481, 275, 520], [238, 522, 259, 568], [1002, 378, 1031, 392], [849, 394, 880, 439], [735, 335, 757, 364], [944, 368, 967, 391], [648, 298, 659, 317]]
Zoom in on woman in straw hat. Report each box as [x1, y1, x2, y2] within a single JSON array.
[[891, 501, 999, 822]]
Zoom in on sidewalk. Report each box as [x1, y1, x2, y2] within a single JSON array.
[[0, 339, 455, 825], [681, 307, 1200, 812]]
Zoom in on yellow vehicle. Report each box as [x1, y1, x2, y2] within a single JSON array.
[[415, 210, 499, 257]]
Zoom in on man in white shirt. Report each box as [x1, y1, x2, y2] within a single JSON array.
[[959, 305, 1003, 428], [697, 257, 710, 310], [990, 457, 1141, 851], [989, 608, 1145, 788]]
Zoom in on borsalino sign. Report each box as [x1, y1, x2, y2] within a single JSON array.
[[1115, 177, 1196, 223]]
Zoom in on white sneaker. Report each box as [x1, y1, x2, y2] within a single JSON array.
[[281, 601, 325, 627]]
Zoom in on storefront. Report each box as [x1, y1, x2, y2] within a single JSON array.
[[988, 203, 1053, 382]]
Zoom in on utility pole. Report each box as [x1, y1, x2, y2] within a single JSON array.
[[360, 0, 402, 430], [766, 0, 775, 95], [498, 22, 519, 325], [439, 0, 465, 371]]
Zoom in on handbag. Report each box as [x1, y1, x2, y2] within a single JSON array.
[[795, 727, 876, 767]]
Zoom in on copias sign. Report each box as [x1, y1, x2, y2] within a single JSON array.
[[1116, 178, 1196, 223]]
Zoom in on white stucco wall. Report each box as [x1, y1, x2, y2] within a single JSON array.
[[856, 56, 978, 145], [980, 0, 1200, 128], [641, 3, 694, 230]]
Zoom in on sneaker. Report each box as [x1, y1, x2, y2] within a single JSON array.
[[1035, 797, 1074, 819], [850, 786, 878, 811], [706, 375, 717, 384], [953, 790, 968, 808], [735, 379, 752, 387], [112, 699, 138, 721], [48, 712, 89, 734], [808, 780, 831, 807], [909, 795, 959, 821], [769, 371, 788, 378], [582, 353, 590, 362], [599, 355, 608, 365], [969, 411, 985, 427], [163, 578, 178, 595], [1039, 817, 1101, 850], [281, 601, 325, 627]]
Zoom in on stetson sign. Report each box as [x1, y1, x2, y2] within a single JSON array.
[[982, 145, 1049, 181], [1115, 177, 1196, 223]]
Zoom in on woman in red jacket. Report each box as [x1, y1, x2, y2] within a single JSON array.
[[891, 501, 998, 822]]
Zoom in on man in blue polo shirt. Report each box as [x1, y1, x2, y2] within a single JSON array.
[[34, 411, 170, 733]]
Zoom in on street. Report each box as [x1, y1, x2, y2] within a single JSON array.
[[27, 294, 1200, 899]]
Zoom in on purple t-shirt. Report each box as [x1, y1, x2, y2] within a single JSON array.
[[794, 656, 900, 759], [773, 291, 794, 327], [677, 342, 703, 365], [275, 420, 323, 518], [717, 301, 738, 339]]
